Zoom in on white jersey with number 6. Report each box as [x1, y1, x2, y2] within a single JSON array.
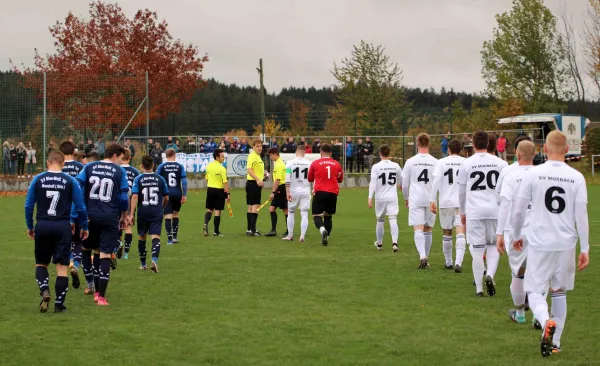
[[430, 155, 465, 208], [369, 160, 402, 202], [458, 153, 507, 220], [285, 157, 312, 196], [402, 154, 438, 208]]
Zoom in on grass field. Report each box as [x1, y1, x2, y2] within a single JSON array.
[[0, 187, 598, 366]]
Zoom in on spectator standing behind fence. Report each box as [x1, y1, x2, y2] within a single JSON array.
[[356, 138, 365, 173], [2, 142, 9, 176], [345, 137, 356, 172], [239, 139, 249, 154], [77, 139, 85, 153], [312, 138, 321, 154], [147, 138, 154, 155], [363, 137, 374, 171], [151, 142, 163, 172], [125, 138, 135, 158], [441, 135, 449, 157], [204, 138, 217, 153], [17, 142, 26, 178], [222, 136, 231, 152], [26, 142, 36, 178], [270, 137, 278, 149], [165, 137, 179, 152], [231, 137, 239, 153], [283, 137, 297, 154], [332, 139, 342, 162], [497, 133, 507, 161], [9, 142, 17, 176], [84, 139, 93, 154], [95, 136, 105, 158], [461, 133, 473, 157]]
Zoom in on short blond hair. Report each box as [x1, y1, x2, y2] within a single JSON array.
[[122, 148, 132, 161], [545, 130, 567, 154], [516, 140, 535, 162], [417, 133, 430, 148]]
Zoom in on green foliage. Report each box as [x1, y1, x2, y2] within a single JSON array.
[[585, 125, 600, 156]]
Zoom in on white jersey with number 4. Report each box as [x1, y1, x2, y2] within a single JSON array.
[[402, 154, 438, 208], [369, 160, 402, 202], [430, 155, 465, 208], [458, 153, 508, 220], [285, 157, 312, 195]]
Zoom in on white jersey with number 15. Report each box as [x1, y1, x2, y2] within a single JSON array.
[[370, 160, 402, 202]]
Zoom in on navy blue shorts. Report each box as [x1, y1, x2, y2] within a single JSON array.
[[71, 221, 82, 244], [137, 220, 162, 236], [164, 196, 182, 214], [84, 221, 121, 254], [35, 220, 72, 266]]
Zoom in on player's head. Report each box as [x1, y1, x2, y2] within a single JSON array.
[[253, 139, 263, 154], [320, 143, 333, 157], [104, 143, 125, 165], [74, 151, 83, 163], [417, 133, 430, 150], [268, 147, 279, 161], [544, 130, 569, 157], [514, 135, 532, 150], [472, 131, 489, 151], [141, 155, 154, 172], [448, 139, 462, 155], [487, 134, 497, 154], [213, 148, 225, 163], [296, 144, 306, 157], [59, 140, 76, 157], [121, 148, 132, 164], [165, 148, 177, 161], [47, 150, 65, 170], [379, 144, 391, 159], [516, 140, 535, 164]]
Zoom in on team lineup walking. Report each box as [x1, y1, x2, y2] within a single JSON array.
[[24, 130, 589, 358]]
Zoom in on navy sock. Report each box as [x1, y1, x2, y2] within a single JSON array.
[[270, 211, 277, 231], [35, 266, 49, 294], [284, 215, 288, 232], [165, 219, 173, 242], [205, 212, 212, 225], [138, 240, 147, 267], [54, 276, 69, 307], [151, 238, 160, 262], [324, 216, 332, 235], [81, 250, 94, 287], [246, 212, 251, 231], [214, 216, 221, 233], [252, 213, 259, 232], [98, 258, 111, 298], [313, 216, 324, 230], [72, 242, 83, 268], [173, 218, 179, 239], [124, 233, 133, 253], [93, 253, 100, 292]]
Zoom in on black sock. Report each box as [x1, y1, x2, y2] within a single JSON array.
[[54, 276, 68, 307], [214, 216, 221, 233], [324, 216, 333, 235], [124, 233, 133, 253], [93, 253, 100, 292], [98, 258, 111, 298], [82, 250, 94, 287], [246, 212, 251, 231], [270, 211, 277, 231], [204, 212, 212, 225], [151, 238, 160, 262], [165, 219, 173, 242], [252, 213, 259, 232], [284, 215, 288, 232], [138, 240, 147, 267], [35, 266, 49, 294], [313, 216, 324, 230], [173, 218, 179, 239]]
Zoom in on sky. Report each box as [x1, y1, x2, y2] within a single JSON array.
[[0, 0, 591, 94]]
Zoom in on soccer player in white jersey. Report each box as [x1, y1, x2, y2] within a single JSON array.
[[368, 144, 402, 252], [495, 140, 535, 324], [511, 131, 589, 357], [283, 145, 312, 242], [458, 131, 507, 297], [401, 133, 438, 268], [495, 135, 532, 195], [429, 139, 466, 272]]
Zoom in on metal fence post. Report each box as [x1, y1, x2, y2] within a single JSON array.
[[145, 71, 150, 154], [43, 72, 47, 170]]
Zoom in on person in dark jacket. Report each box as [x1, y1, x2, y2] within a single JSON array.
[[16, 142, 26, 178], [282, 137, 297, 154], [9, 142, 17, 176], [150, 142, 163, 172], [356, 138, 365, 173], [363, 137, 375, 172], [345, 137, 355, 173], [311, 138, 321, 154]]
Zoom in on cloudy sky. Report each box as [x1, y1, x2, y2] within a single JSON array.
[[0, 0, 590, 93]]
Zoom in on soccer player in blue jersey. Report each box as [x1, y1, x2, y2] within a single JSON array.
[[25, 151, 89, 313], [130, 156, 169, 273], [117, 148, 140, 260], [157, 149, 187, 244], [76, 144, 129, 306]]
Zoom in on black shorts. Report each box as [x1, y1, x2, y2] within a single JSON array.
[[206, 188, 226, 210], [246, 180, 262, 205], [35, 220, 71, 266], [84, 221, 121, 254], [270, 184, 288, 209], [137, 220, 162, 236], [164, 196, 182, 214], [312, 191, 338, 215], [72, 221, 82, 244]]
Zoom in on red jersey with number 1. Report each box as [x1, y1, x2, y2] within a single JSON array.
[[308, 157, 344, 195]]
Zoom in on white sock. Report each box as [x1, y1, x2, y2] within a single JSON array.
[[376, 220, 384, 245], [287, 211, 295, 237], [529, 292, 550, 331], [300, 211, 309, 238], [424, 232, 433, 256], [485, 243, 500, 279], [414, 230, 426, 259], [551, 292, 567, 347], [469, 245, 485, 294], [442, 235, 453, 266], [510, 276, 526, 317], [455, 234, 466, 266], [389, 217, 399, 245]]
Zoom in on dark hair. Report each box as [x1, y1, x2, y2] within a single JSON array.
[[487, 134, 497, 154], [141, 155, 154, 170], [48, 151, 65, 164], [472, 131, 489, 150], [86, 152, 100, 162], [212, 149, 224, 160], [104, 144, 125, 159], [514, 135, 532, 150], [417, 133, 430, 148], [268, 147, 279, 155], [320, 143, 332, 153], [379, 144, 391, 157], [448, 139, 462, 155], [165, 148, 176, 158], [59, 141, 76, 155]]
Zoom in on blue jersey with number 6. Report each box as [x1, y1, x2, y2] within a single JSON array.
[[131, 173, 169, 222], [157, 161, 187, 198]]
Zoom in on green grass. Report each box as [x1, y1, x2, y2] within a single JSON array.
[[0, 188, 598, 366]]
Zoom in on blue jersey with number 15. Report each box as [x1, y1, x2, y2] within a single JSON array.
[[132, 173, 169, 222]]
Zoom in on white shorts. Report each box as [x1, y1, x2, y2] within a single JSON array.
[[504, 231, 527, 276], [289, 193, 310, 212], [466, 219, 496, 246], [439, 208, 461, 230], [524, 247, 576, 293], [408, 207, 436, 227], [375, 200, 399, 220]]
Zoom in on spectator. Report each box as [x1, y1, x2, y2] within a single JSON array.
[[77, 139, 85, 152], [345, 137, 355, 172], [176, 139, 182, 152], [26, 142, 36, 178], [204, 137, 217, 153], [150, 142, 163, 172], [332, 139, 342, 162], [270, 137, 278, 149], [363, 136, 374, 171], [239, 138, 249, 153], [311, 138, 321, 155], [222, 136, 231, 153], [197, 138, 205, 153], [16, 142, 26, 178], [533, 144, 546, 165], [124, 138, 136, 158], [113, 135, 119, 144], [441, 134, 449, 157], [231, 137, 240, 153], [2, 141, 9, 176], [461, 133, 473, 157], [219, 140, 226, 150], [84, 139, 94, 154], [47, 140, 56, 156], [165, 136, 179, 152], [300, 136, 307, 146], [305, 143, 312, 154], [356, 138, 365, 173], [147, 138, 154, 155], [9, 142, 17, 176], [497, 133, 508, 161], [283, 137, 297, 153], [95, 136, 105, 158]]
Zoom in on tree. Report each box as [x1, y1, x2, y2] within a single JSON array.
[[287, 99, 311, 136], [584, 0, 600, 99], [559, 5, 586, 112], [481, 0, 569, 112], [253, 117, 285, 138], [331, 40, 407, 134], [13, 1, 208, 132]]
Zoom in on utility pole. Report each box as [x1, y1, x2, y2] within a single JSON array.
[[257, 59, 265, 139]]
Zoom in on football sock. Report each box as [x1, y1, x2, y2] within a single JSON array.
[[93, 253, 100, 292], [424, 232, 433, 256], [165, 219, 173, 242], [414, 230, 426, 259], [35, 266, 49, 294], [151, 238, 160, 263], [173, 218, 179, 239], [485, 243, 500, 279], [270, 211, 277, 231], [251, 213, 259, 232], [510, 275, 526, 317], [324, 216, 332, 235], [214, 216, 221, 233], [72, 242, 82, 268], [455, 234, 466, 266], [124, 233, 133, 253], [287, 212, 296, 237], [98, 258, 112, 298], [81, 249, 94, 286], [300, 211, 309, 238], [246, 212, 251, 231], [204, 212, 212, 225], [313, 216, 324, 230], [551, 292, 567, 347], [138, 240, 147, 267], [389, 217, 399, 244], [376, 219, 385, 245], [528, 292, 550, 330], [54, 276, 68, 307], [469, 245, 485, 294], [442, 235, 453, 266]]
